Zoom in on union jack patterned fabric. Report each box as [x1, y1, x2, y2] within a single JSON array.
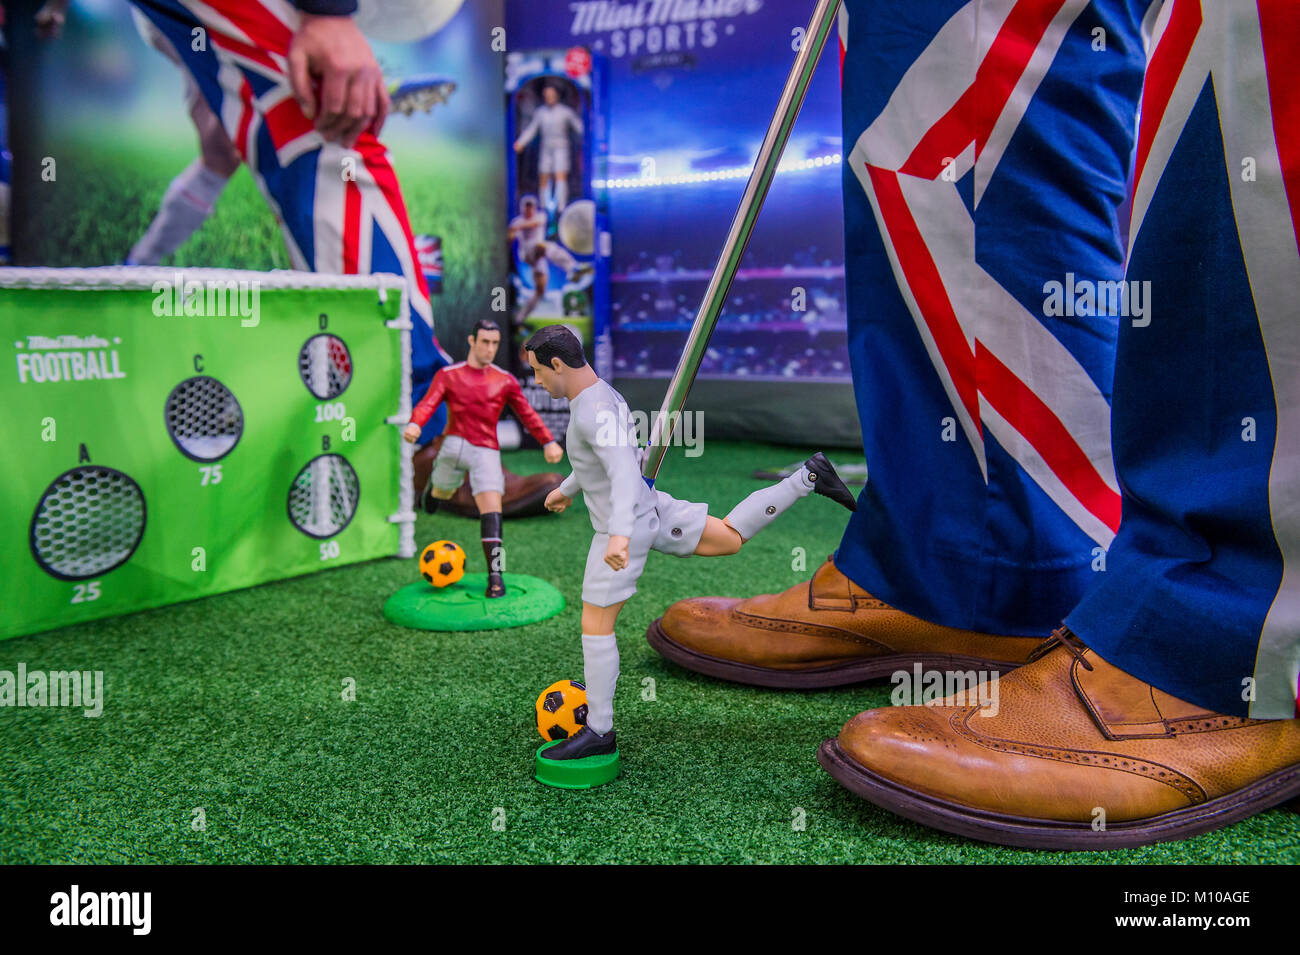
[[837, 0, 1299, 717], [131, 0, 452, 436]]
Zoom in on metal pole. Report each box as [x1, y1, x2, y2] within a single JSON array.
[[641, 0, 842, 485]]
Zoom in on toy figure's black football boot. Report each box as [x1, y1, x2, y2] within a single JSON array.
[[805, 452, 857, 512], [540, 725, 617, 760], [486, 574, 506, 599]]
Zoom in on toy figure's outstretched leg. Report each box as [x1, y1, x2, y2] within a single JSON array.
[[723, 452, 856, 542], [481, 512, 505, 598]]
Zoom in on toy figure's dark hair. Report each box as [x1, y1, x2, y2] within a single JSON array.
[[471, 319, 501, 339], [524, 325, 587, 370]]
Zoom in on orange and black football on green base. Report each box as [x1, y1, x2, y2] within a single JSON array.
[[535, 680, 588, 741], [419, 539, 466, 588], [532, 680, 621, 789]]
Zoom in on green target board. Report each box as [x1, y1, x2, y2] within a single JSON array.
[[0, 268, 415, 640]]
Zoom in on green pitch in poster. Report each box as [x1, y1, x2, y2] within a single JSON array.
[[0, 268, 413, 640]]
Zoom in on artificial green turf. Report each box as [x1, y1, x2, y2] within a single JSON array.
[[2, 441, 1298, 864]]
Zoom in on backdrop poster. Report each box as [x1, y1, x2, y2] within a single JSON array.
[[503, 0, 858, 448]]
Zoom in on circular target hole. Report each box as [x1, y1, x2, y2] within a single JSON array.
[[287, 454, 360, 539], [31, 466, 146, 580], [165, 375, 244, 461], [298, 334, 353, 399]]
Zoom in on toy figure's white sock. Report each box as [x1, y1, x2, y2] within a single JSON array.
[[555, 177, 569, 211], [127, 159, 228, 266], [723, 467, 815, 541], [581, 633, 619, 735]]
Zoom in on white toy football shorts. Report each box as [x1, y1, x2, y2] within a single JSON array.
[[581, 490, 708, 607], [430, 436, 505, 496], [538, 144, 571, 177]]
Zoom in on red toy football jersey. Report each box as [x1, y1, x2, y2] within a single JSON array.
[[410, 362, 553, 450]]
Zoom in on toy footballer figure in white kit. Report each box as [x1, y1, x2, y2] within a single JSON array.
[[513, 83, 583, 215], [526, 326, 857, 761]]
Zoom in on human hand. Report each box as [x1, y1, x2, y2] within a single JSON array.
[[288, 14, 389, 148], [604, 535, 630, 571], [402, 423, 422, 443], [542, 441, 563, 464], [545, 488, 571, 513]]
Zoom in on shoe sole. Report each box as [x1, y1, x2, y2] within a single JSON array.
[[817, 738, 1300, 850], [646, 618, 1025, 689]]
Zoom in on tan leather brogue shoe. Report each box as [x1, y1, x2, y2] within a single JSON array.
[[645, 558, 1041, 688], [412, 439, 563, 518], [818, 628, 1300, 849]]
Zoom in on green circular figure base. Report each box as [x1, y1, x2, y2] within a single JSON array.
[[383, 573, 564, 631], [534, 741, 622, 789]]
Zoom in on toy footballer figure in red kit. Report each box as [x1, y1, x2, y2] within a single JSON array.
[[403, 320, 564, 598]]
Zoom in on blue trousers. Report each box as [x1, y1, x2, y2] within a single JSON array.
[[837, 0, 1300, 717]]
